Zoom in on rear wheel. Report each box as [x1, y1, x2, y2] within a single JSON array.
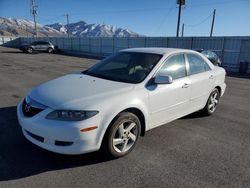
[[102, 112, 141, 158], [27, 47, 33, 54], [202, 88, 220, 115]]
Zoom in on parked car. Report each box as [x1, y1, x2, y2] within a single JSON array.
[[17, 48, 226, 158], [195, 49, 222, 66], [20, 41, 57, 54]]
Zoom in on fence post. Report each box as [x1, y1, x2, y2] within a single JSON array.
[[18, 37, 21, 47], [79, 37, 81, 51], [71, 37, 73, 51], [112, 37, 115, 54], [128, 37, 130, 48], [190, 37, 193, 49], [221, 37, 225, 65], [144, 37, 147, 47], [63, 37, 65, 50], [89, 37, 91, 53], [100, 37, 102, 55]]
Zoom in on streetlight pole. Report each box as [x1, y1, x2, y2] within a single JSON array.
[[181, 23, 184, 37], [31, 0, 37, 37], [64, 14, 70, 37]]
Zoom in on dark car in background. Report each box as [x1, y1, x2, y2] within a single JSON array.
[[195, 49, 222, 66], [20, 41, 57, 54]]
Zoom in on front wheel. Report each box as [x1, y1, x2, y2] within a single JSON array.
[[102, 112, 141, 158], [202, 88, 220, 115], [47, 47, 54, 53]]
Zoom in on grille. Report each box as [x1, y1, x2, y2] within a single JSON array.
[[22, 99, 44, 117]]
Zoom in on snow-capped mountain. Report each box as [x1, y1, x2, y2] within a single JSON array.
[[46, 21, 141, 37], [0, 17, 64, 37], [0, 17, 141, 37]]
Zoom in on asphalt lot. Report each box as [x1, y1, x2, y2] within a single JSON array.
[[0, 46, 250, 188]]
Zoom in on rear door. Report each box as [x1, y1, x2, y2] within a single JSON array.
[[186, 53, 215, 111], [33, 41, 43, 51], [148, 53, 191, 128], [40, 42, 49, 51]]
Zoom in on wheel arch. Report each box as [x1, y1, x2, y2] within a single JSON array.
[[103, 107, 146, 140], [120, 107, 146, 136], [215, 86, 222, 96]]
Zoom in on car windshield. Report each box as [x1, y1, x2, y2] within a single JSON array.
[[84, 52, 162, 83]]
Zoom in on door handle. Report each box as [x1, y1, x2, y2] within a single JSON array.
[[209, 75, 214, 79], [182, 83, 190, 88]]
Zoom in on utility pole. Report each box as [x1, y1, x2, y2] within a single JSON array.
[[176, 0, 185, 37], [31, 0, 37, 37], [181, 23, 184, 37], [210, 9, 216, 37], [64, 14, 70, 37]]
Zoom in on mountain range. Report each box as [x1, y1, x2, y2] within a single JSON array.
[[0, 17, 141, 37]]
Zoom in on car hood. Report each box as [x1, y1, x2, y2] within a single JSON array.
[[29, 73, 134, 109]]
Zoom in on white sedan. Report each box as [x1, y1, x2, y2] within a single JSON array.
[[17, 48, 226, 158]]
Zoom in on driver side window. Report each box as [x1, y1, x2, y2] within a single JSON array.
[[157, 54, 187, 80]]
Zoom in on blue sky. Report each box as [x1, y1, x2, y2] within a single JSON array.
[[0, 0, 249, 37]]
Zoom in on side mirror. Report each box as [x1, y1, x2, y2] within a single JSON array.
[[154, 75, 173, 84]]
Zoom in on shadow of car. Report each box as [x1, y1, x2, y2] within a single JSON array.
[[0, 106, 111, 181]]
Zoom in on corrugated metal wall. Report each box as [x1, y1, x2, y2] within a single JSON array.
[[0, 37, 20, 47], [1, 36, 250, 73]]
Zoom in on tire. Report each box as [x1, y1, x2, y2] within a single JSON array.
[[47, 47, 53, 53], [27, 47, 33, 54], [102, 112, 141, 158], [202, 88, 220, 115]]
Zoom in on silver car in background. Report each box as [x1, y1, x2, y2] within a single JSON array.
[[20, 41, 57, 54]]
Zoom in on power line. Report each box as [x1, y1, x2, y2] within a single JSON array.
[[37, 15, 65, 25], [39, 7, 175, 18], [187, 0, 248, 7], [154, 6, 175, 36], [185, 12, 213, 27]]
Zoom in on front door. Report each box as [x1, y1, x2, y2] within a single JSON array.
[[147, 54, 191, 128]]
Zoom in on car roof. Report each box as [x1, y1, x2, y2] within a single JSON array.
[[121, 47, 197, 55]]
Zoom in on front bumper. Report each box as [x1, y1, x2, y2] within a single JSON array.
[[17, 101, 102, 155], [221, 83, 226, 97]]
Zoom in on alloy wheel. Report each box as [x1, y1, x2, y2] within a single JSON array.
[[112, 120, 138, 153], [208, 91, 219, 113]]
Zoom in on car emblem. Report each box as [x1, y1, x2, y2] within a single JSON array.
[[25, 103, 31, 112]]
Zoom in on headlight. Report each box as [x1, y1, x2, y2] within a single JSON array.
[[46, 110, 99, 121]]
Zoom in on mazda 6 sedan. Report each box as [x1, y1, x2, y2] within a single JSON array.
[[17, 48, 226, 158]]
